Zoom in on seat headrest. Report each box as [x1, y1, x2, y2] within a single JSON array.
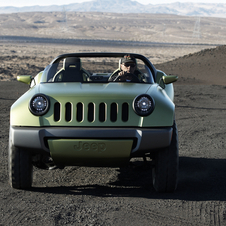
[[64, 57, 81, 70]]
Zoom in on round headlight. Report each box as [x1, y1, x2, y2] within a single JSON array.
[[133, 94, 155, 116], [29, 94, 50, 116]]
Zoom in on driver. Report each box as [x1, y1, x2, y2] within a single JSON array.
[[109, 55, 140, 82]]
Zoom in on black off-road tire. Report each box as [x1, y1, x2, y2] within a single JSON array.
[[152, 122, 179, 192], [8, 139, 33, 189]]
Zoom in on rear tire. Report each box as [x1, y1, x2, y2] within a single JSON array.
[[8, 138, 33, 189], [152, 122, 179, 192]]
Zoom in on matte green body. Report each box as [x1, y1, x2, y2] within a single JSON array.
[[10, 53, 178, 168], [10, 79, 175, 128]]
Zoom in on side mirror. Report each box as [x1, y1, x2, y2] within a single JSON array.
[[163, 75, 178, 84], [159, 75, 178, 89], [17, 75, 32, 85]]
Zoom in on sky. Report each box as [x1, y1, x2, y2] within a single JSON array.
[[0, 0, 225, 7]]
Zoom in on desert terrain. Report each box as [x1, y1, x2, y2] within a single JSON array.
[[0, 12, 226, 225]]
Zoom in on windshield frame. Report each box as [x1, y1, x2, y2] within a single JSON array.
[[41, 52, 157, 84]]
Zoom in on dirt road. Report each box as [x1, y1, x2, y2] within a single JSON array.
[[0, 36, 226, 225], [1, 80, 226, 225]]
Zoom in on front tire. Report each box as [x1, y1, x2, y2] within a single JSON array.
[[8, 138, 33, 189], [152, 122, 179, 192]]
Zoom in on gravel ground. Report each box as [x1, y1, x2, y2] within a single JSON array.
[[1, 83, 226, 226], [0, 40, 226, 225]]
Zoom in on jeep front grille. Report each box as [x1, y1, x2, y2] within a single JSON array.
[[53, 101, 129, 123]]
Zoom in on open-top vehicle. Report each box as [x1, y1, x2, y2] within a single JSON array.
[[9, 52, 178, 192]]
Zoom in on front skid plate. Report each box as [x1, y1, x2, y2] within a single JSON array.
[[48, 139, 133, 167]]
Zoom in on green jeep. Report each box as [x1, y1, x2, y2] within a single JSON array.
[[8, 52, 178, 192]]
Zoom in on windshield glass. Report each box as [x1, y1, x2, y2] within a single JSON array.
[[44, 56, 154, 84]]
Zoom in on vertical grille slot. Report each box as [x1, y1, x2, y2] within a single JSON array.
[[99, 102, 106, 122], [122, 102, 129, 122], [54, 102, 61, 121], [76, 102, 83, 122], [88, 103, 95, 122], [110, 103, 118, 122], [65, 102, 72, 122]]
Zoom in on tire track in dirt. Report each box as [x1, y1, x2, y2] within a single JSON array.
[[121, 202, 200, 226], [118, 200, 226, 226], [179, 201, 226, 226], [1, 196, 33, 225]]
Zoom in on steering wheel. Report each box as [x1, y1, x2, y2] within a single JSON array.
[[113, 73, 140, 82]]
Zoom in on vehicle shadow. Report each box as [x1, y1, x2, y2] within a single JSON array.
[[31, 157, 226, 201]]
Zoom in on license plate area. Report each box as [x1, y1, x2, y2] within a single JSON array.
[[48, 139, 133, 167]]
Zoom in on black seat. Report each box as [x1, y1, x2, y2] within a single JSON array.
[[61, 57, 84, 82]]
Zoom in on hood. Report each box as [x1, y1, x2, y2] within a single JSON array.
[[38, 82, 152, 98]]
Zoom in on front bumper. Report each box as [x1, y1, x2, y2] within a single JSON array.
[[11, 126, 173, 157]]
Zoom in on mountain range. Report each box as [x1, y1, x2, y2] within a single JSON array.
[[0, 0, 226, 18]]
